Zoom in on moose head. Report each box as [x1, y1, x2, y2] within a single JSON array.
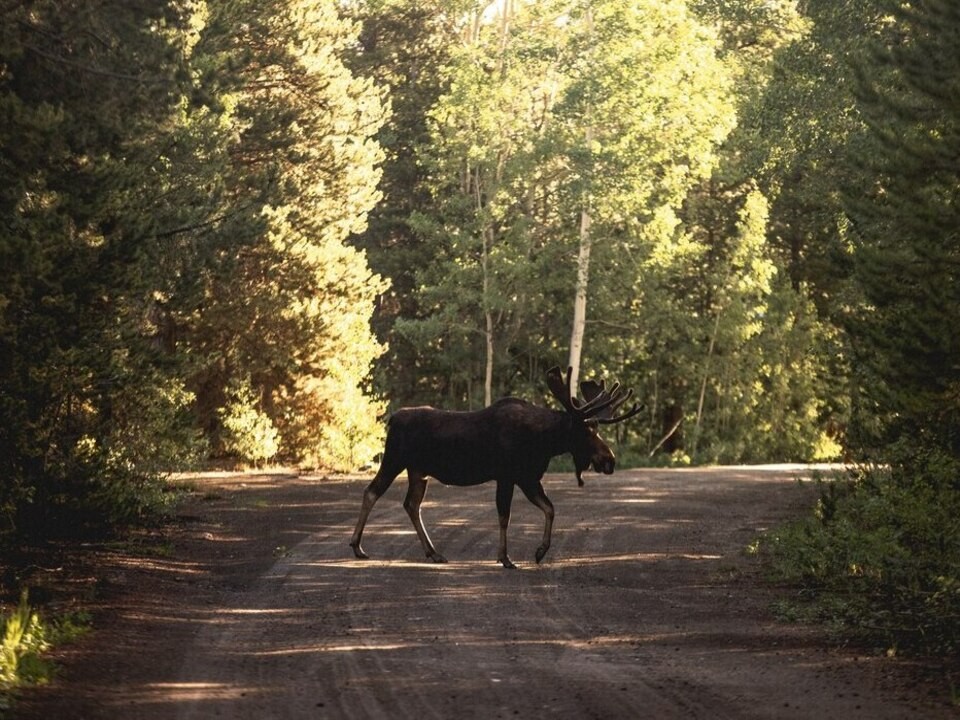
[[545, 365, 642, 485]]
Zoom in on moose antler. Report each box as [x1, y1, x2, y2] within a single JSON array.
[[595, 397, 644, 425], [546, 366, 642, 424], [545, 365, 578, 414]]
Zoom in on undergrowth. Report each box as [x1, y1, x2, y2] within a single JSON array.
[[757, 460, 960, 658], [0, 592, 90, 716]]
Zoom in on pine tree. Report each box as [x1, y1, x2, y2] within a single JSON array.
[[184, 0, 389, 469], [344, 0, 471, 405], [845, 0, 960, 461], [0, 0, 204, 535], [781, 0, 960, 656]]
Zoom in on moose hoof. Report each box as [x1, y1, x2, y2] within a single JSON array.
[[499, 556, 517, 570], [350, 542, 370, 560], [428, 552, 448, 564], [535, 546, 549, 564]]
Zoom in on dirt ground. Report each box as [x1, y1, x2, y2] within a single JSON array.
[[10, 467, 959, 719]]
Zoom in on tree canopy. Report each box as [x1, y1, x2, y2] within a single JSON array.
[[1, 0, 387, 537]]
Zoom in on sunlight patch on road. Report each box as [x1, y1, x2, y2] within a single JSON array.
[[199, 530, 252, 542], [552, 551, 722, 566], [140, 682, 259, 702], [248, 640, 427, 657], [302, 558, 460, 571], [110, 555, 208, 575]]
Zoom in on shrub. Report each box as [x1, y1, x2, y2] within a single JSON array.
[[7, 373, 204, 541], [760, 461, 960, 656], [218, 379, 280, 466], [0, 592, 91, 715], [1, 592, 51, 715]]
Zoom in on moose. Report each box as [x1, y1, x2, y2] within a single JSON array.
[[349, 366, 641, 568]]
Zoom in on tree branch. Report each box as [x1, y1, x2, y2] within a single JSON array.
[[24, 42, 165, 83]]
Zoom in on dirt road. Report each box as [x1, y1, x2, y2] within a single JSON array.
[[15, 468, 956, 719]]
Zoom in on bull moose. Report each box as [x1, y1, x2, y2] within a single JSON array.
[[349, 366, 641, 568]]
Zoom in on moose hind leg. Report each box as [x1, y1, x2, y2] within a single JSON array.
[[495, 480, 517, 569], [404, 471, 446, 563], [350, 465, 400, 559], [520, 480, 555, 564]]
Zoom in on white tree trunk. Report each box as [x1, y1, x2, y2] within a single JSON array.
[[567, 201, 592, 391], [566, 6, 593, 392], [483, 224, 494, 407]]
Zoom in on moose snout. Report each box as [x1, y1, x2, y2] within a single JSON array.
[[594, 456, 615, 474]]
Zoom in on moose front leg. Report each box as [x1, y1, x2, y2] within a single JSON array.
[[520, 480, 555, 564], [403, 471, 447, 563], [350, 466, 400, 559], [495, 480, 516, 569]]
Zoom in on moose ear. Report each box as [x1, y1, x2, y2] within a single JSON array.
[[579, 379, 604, 403], [545, 365, 564, 391], [545, 366, 574, 410], [547, 365, 563, 392]]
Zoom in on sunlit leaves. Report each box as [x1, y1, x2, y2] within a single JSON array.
[[0, 0, 392, 542], [183, 0, 389, 469], [401, 0, 742, 408]]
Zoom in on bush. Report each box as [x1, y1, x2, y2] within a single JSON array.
[[0, 592, 49, 694], [0, 591, 91, 715], [218, 379, 280, 466], [6, 372, 204, 542], [760, 460, 960, 656]]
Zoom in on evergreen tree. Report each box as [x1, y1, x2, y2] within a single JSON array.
[[0, 0, 391, 540], [0, 0, 204, 535], [845, 0, 960, 461], [184, 0, 389, 469], [344, 0, 471, 405], [764, 0, 960, 659]]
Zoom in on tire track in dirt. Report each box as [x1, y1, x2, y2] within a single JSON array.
[[168, 468, 949, 719]]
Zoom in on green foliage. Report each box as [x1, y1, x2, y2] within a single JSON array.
[[0, 592, 91, 713], [1, 0, 390, 543], [182, 0, 389, 470], [343, 0, 472, 406], [842, 0, 960, 456], [0, 592, 50, 692], [391, 0, 747, 413], [756, 0, 960, 661], [0, 0, 211, 540], [761, 462, 960, 655], [218, 379, 280, 466]]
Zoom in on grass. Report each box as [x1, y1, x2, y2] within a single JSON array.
[[0, 591, 91, 716]]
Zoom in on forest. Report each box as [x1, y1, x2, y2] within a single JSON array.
[[0, 0, 958, 655]]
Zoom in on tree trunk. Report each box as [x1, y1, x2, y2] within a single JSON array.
[[483, 224, 494, 407], [661, 404, 684, 454], [566, 7, 593, 391], [567, 199, 592, 390], [691, 308, 722, 458]]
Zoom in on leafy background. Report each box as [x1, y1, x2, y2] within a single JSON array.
[[1, 0, 958, 657]]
